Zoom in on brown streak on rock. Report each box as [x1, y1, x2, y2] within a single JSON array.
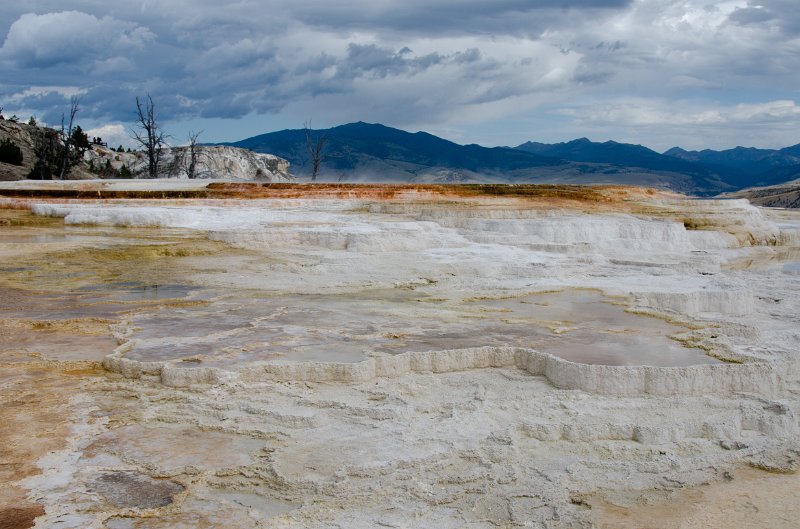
[[0, 505, 46, 529]]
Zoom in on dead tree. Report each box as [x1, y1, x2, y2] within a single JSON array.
[[184, 130, 203, 179], [131, 95, 166, 178], [57, 96, 80, 180], [304, 119, 328, 181]]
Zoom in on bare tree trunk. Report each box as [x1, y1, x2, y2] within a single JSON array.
[[304, 120, 328, 182], [184, 130, 202, 179], [58, 96, 80, 180], [131, 95, 166, 179]]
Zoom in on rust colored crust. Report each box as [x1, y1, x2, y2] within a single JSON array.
[[0, 506, 45, 529], [205, 182, 617, 201], [589, 467, 800, 529], [0, 505, 44, 529], [0, 182, 651, 203], [0, 365, 102, 529]]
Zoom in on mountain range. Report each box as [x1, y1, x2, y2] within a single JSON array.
[[226, 122, 800, 195]]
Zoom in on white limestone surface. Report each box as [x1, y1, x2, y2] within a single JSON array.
[[7, 190, 800, 528], [84, 145, 292, 180]]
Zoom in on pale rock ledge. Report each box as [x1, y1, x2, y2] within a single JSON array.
[[85, 144, 291, 181]]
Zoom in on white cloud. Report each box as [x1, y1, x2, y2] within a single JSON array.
[[557, 99, 800, 149], [0, 11, 154, 68], [8, 85, 86, 102], [562, 99, 800, 127], [86, 124, 134, 149]]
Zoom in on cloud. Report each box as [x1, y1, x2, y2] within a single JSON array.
[[555, 99, 800, 150], [86, 124, 133, 149], [728, 1, 800, 35], [254, 0, 633, 36], [562, 99, 800, 126], [0, 11, 154, 68], [0, 1, 797, 150]]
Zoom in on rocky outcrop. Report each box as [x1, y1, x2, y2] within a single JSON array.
[[0, 119, 96, 181], [0, 120, 38, 180], [85, 145, 291, 181], [0, 118, 291, 181]]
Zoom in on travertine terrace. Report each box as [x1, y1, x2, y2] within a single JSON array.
[[1, 181, 799, 528]]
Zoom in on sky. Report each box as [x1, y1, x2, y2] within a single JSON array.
[[0, 1, 798, 152]]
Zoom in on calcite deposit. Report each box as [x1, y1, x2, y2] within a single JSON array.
[[0, 183, 798, 528], [85, 145, 291, 181]]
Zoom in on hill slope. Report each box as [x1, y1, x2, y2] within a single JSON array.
[[228, 123, 733, 194], [723, 179, 800, 208], [231, 122, 558, 181]]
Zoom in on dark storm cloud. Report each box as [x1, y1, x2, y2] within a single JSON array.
[[728, 1, 800, 36], [729, 6, 774, 26], [294, 53, 337, 75], [340, 44, 431, 78], [334, 44, 481, 80], [281, 0, 632, 35]]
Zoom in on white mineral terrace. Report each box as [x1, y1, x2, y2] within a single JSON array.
[[1, 186, 799, 528]]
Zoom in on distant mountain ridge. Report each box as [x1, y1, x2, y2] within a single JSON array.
[[225, 122, 800, 195], [516, 137, 723, 178], [664, 144, 800, 171], [663, 144, 800, 188]]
